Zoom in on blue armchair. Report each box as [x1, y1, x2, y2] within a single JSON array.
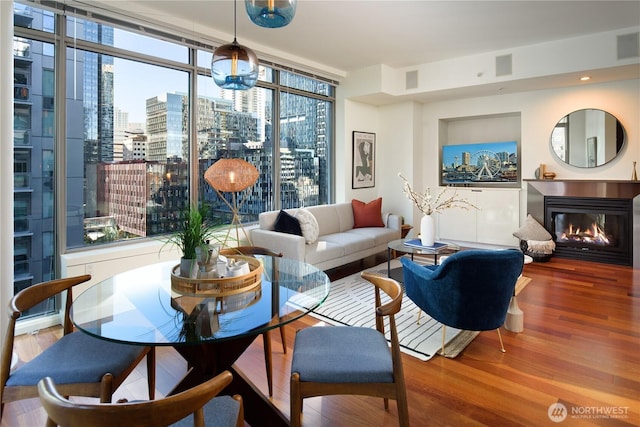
[[401, 249, 524, 353]]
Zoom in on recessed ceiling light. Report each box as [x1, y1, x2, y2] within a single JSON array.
[[580, 76, 591, 81]]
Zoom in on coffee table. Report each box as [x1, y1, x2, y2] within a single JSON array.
[[387, 239, 459, 282]]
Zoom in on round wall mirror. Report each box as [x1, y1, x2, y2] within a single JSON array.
[[550, 109, 626, 168]]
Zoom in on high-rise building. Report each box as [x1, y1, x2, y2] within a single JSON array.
[[83, 21, 114, 164], [114, 107, 129, 161], [12, 4, 57, 304], [146, 93, 186, 161], [123, 129, 148, 161], [81, 20, 115, 226], [97, 160, 188, 237]]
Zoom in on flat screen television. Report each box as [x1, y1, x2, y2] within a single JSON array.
[[440, 140, 519, 187]]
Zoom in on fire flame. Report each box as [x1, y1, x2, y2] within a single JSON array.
[[559, 223, 610, 245]]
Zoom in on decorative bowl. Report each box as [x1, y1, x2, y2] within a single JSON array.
[[170, 255, 262, 297]]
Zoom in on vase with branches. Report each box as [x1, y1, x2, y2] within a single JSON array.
[[398, 173, 477, 246]]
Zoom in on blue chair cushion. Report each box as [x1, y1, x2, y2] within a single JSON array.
[[171, 395, 240, 427], [291, 326, 393, 383], [6, 331, 145, 386]]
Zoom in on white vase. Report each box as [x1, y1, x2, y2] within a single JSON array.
[[420, 214, 435, 247]]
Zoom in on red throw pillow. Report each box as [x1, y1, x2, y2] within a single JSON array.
[[352, 198, 385, 228]]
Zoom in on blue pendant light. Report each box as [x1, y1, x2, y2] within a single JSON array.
[[212, 0, 259, 90], [245, 0, 297, 28]]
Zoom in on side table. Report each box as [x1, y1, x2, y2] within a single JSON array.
[[387, 239, 458, 283], [390, 225, 413, 259]]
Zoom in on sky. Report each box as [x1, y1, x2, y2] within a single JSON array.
[[111, 29, 220, 123]]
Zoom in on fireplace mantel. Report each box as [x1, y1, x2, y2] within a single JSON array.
[[524, 179, 640, 199], [526, 179, 640, 268]]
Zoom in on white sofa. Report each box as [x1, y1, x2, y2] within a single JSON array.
[[251, 203, 403, 271]]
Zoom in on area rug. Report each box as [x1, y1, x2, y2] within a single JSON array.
[[309, 258, 479, 361]]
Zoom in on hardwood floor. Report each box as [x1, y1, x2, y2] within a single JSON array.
[[3, 254, 639, 426]]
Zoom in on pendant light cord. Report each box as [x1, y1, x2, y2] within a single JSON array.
[[233, 0, 238, 43]]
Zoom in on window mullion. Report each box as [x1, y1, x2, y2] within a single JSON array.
[[273, 72, 282, 209], [61, 34, 189, 73], [188, 47, 198, 206], [54, 11, 66, 269]]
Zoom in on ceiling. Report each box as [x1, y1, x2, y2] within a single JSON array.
[[90, 0, 640, 76], [84, 1, 639, 103]]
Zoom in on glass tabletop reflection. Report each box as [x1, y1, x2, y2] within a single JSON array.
[[387, 238, 460, 255], [70, 256, 330, 346]]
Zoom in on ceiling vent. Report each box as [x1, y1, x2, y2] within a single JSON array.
[[405, 70, 418, 90], [617, 32, 639, 60], [495, 54, 512, 77]]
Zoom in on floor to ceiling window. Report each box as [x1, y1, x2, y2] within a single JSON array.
[[12, 0, 335, 317], [279, 70, 333, 209]]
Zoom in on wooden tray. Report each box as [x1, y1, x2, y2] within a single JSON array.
[[171, 255, 262, 297]]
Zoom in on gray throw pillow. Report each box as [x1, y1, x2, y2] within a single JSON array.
[[513, 214, 552, 241]]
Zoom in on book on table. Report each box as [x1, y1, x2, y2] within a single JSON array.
[[403, 239, 448, 250]]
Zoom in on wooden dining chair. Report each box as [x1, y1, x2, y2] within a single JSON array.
[[219, 246, 285, 397], [0, 275, 155, 420], [38, 370, 244, 427], [290, 271, 409, 427]]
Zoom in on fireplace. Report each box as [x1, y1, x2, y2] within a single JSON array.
[[545, 196, 632, 265], [526, 180, 640, 268]]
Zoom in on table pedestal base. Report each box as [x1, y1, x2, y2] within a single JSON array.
[[172, 334, 288, 427]]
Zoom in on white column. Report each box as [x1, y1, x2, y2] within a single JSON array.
[[0, 0, 15, 345]]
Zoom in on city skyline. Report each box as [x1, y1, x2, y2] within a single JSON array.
[[441, 140, 518, 185], [441, 140, 517, 168]]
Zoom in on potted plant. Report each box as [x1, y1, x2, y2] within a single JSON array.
[[164, 204, 218, 277]]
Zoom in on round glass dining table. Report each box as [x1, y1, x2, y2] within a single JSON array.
[[70, 256, 330, 426]]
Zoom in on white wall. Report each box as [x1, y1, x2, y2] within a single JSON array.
[[337, 99, 421, 224], [338, 78, 639, 232], [60, 241, 180, 295], [416, 79, 639, 228], [378, 102, 422, 224], [335, 24, 639, 231], [339, 67, 423, 223], [339, 99, 380, 201], [347, 27, 640, 102], [519, 80, 639, 181]]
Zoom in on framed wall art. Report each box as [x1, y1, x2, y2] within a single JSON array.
[[440, 140, 520, 187], [352, 131, 375, 189]]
